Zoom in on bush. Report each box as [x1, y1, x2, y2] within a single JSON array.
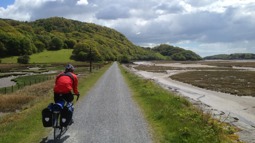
[[17, 55, 30, 64]]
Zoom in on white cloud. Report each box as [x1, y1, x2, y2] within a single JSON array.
[[76, 0, 88, 6], [0, 0, 255, 56]]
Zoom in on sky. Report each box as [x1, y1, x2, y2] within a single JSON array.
[[0, 0, 255, 57]]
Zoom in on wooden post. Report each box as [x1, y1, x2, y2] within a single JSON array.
[[90, 47, 92, 73]]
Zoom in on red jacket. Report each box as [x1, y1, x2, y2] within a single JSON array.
[[54, 72, 79, 95]]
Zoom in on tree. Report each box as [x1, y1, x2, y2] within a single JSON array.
[[152, 44, 202, 61], [77, 51, 88, 61], [36, 35, 51, 49], [17, 55, 30, 64], [49, 37, 64, 50], [120, 55, 131, 63], [0, 42, 7, 57], [72, 42, 102, 61], [64, 39, 76, 49], [20, 37, 37, 55], [34, 40, 45, 52], [171, 53, 186, 61], [6, 37, 21, 56]]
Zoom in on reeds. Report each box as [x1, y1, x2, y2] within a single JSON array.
[[0, 80, 53, 112]]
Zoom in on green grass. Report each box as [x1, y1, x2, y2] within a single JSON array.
[[0, 62, 112, 143], [0, 80, 53, 143], [0, 98, 52, 143], [1, 49, 74, 63], [120, 65, 238, 143]]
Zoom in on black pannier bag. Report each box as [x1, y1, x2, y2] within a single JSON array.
[[42, 107, 52, 127], [60, 106, 73, 127]]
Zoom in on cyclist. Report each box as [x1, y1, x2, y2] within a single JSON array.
[[53, 63, 80, 124]]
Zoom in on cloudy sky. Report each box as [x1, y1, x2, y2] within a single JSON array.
[[0, 0, 255, 57]]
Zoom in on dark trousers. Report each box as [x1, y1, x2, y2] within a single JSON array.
[[54, 92, 74, 103]]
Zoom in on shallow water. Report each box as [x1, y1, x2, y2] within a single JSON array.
[[0, 76, 16, 88], [0, 70, 57, 88]]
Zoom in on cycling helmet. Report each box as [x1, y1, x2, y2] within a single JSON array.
[[65, 64, 74, 72]]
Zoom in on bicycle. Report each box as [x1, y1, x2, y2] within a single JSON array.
[[53, 94, 79, 141], [42, 94, 79, 141], [52, 102, 64, 141]]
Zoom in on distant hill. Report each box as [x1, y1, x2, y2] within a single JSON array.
[[0, 17, 163, 62], [204, 53, 255, 60], [151, 44, 202, 61]]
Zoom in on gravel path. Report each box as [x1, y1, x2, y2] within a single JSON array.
[[43, 62, 152, 143]]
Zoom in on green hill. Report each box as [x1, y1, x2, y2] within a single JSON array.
[[0, 17, 203, 63], [0, 17, 163, 63], [204, 53, 255, 60], [152, 44, 202, 61]]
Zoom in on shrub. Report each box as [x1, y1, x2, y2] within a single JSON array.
[[17, 55, 30, 64]]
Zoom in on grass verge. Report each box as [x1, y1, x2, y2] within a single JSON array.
[[120, 65, 239, 143], [0, 62, 112, 143]]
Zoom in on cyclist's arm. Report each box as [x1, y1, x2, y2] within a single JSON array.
[[72, 74, 79, 95]]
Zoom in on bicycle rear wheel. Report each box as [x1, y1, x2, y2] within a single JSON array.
[[53, 113, 61, 141]]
